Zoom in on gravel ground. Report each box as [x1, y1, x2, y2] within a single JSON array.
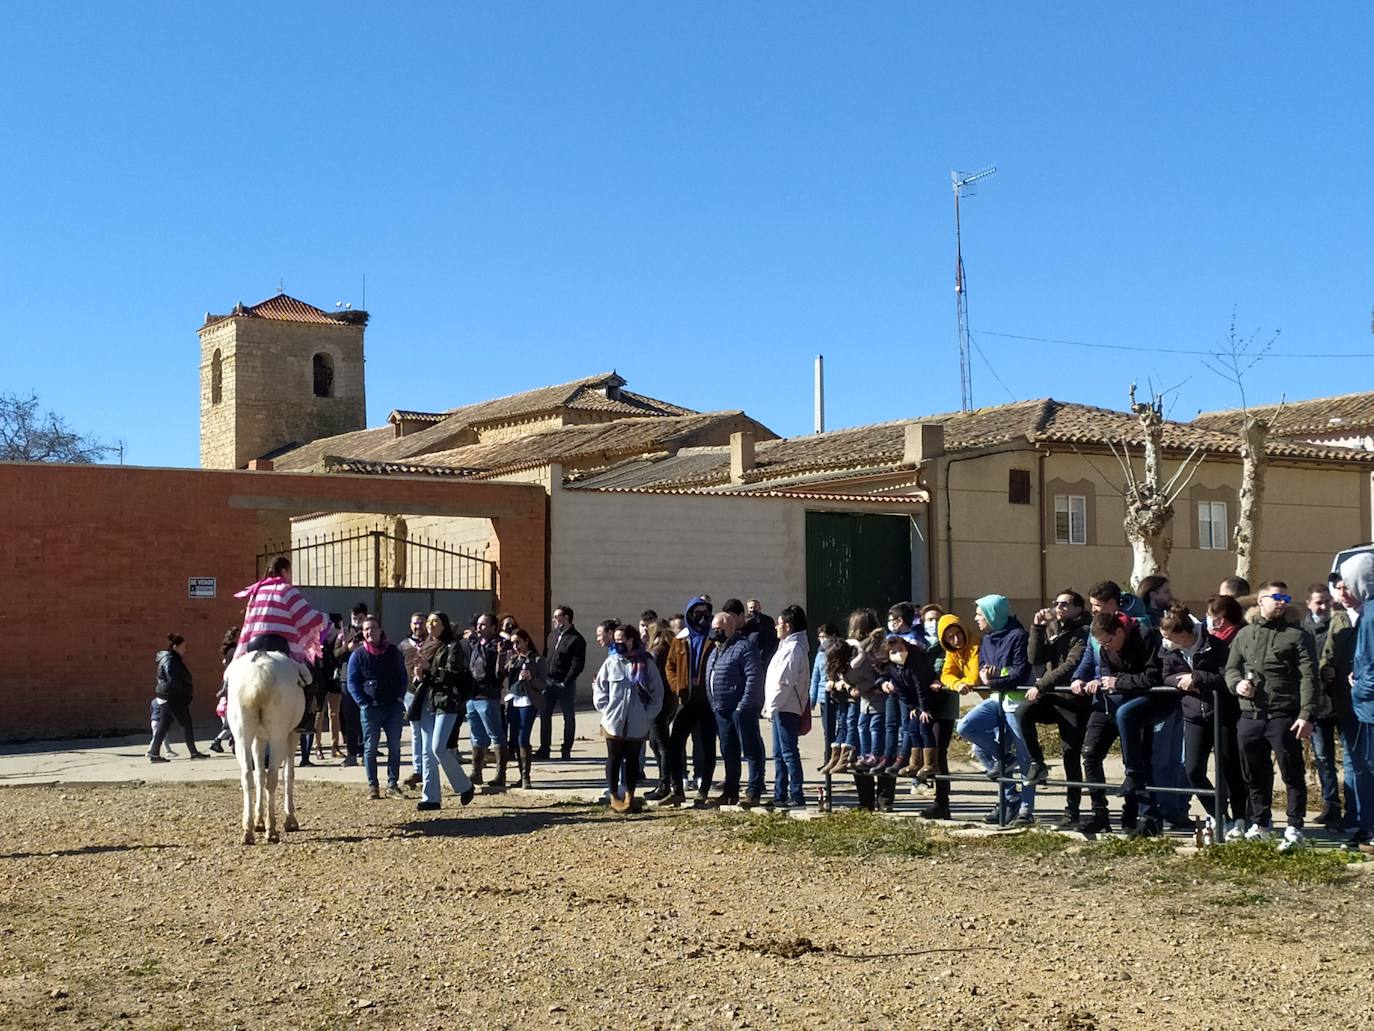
[[2, 781, 1372, 1031]]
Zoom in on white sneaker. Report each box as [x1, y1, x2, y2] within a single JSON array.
[[1224, 819, 1246, 842], [1277, 826, 1306, 853], [163, 746, 178, 758], [1244, 823, 1272, 843]]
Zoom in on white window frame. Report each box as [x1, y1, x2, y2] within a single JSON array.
[[1054, 494, 1087, 546], [1198, 500, 1228, 550]]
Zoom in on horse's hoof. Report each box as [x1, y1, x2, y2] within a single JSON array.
[[255, 820, 266, 832], [242, 831, 255, 845], [267, 831, 281, 844], [283, 814, 299, 832]]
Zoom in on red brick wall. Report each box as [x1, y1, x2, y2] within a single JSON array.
[[0, 463, 546, 740]]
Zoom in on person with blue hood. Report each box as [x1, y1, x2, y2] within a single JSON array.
[[663, 596, 718, 806], [1338, 553, 1374, 851], [954, 594, 1035, 826]]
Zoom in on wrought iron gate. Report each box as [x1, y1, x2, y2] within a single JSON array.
[[257, 530, 496, 640]]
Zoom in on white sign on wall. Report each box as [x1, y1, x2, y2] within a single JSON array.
[[188, 577, 217, 599]]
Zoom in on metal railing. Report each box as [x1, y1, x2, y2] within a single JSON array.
[[820, 685, 1226, 832]]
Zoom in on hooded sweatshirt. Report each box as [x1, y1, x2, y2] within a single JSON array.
[[937, 613, 980, 709], [1341, 553, 1374, 723], [974, 594, 1030, 702]]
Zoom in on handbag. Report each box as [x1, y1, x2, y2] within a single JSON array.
[[793, 676, 813, 736]]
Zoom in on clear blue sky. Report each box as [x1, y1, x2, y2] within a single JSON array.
[[3, 3, 1371, 466]]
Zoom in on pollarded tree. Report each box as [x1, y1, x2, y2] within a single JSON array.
[[0, 390, 113, 463], [1103, 383, 1206, 589], [1204, 311, 1280, 586]]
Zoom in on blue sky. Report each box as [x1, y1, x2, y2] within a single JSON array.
[[2, 4, 1371, 466]]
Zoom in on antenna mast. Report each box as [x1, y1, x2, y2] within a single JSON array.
[[952, 165, 996, 412]]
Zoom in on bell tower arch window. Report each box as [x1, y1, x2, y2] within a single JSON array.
[[211, 349, 223, 405], [313, 352, 334, 398]]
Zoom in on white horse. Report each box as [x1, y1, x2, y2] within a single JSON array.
[[226, 651, 309, 844]]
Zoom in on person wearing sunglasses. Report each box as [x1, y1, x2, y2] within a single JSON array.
[[1225, 580, 1319, 851]]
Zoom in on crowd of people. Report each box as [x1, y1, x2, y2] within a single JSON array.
[[151, 553, 1374, 852]]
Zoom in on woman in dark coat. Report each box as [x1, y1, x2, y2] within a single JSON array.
[[148, 633, 207, 762]]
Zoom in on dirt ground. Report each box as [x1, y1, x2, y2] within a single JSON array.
[[1, 781, 1372, 1031]]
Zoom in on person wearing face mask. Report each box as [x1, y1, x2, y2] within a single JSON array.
[[878, 604, 924, 776], [704, 611, 765, 806], [883, 635, 936, 782], [1225, 580, 1318, 850], [664, 597, 718, 806], [919, 605, 944, 650], [467, 612, 513, 790], [726, 598, 778, 669], [593, 623, 664, 813]]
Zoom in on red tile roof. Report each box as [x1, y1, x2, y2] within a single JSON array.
[[203, 294, 365, 328]]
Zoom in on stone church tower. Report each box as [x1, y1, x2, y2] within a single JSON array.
[[199, 294, 368, 469]]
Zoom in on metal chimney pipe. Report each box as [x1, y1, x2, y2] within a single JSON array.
[[814, 354, 825, 434]]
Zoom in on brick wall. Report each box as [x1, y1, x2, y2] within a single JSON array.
[[0, 463, 545, 740]]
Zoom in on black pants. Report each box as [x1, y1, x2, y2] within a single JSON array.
[[150, 699, 197, 755], [646, 694, 680, 786], [537, 678, 578, 757], [1017, 692, 1089, 815], [1237, 714, 1306, 828], [930, 718, 955, 809], [1081, 710, 1120, 816], [668, 694, 717, 796], [340, 691, 363, 759], [1182, 716, 1246, 822], [853, 772, 897, 811], [606, 737, 642, 797], [244, 632, 290, 655]]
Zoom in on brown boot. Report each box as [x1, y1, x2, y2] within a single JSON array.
[[519, 747, 533, 789], [915, 748, 939, 785], [837, 744, 857, 773], [470, 745, 486, 785], [491, 747, 508, 788], [896, 747, 921, 777], [817, 743, 839, 773]]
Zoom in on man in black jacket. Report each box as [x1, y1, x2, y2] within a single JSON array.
[[538, 605, 587, 762], [1017, 588, 1090, 829], [727, 597, 778, 668]]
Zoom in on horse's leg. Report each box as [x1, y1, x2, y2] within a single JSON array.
[[283, 731, 300, 832], [236, 729, 255, 845], [253, 736, 269, 832], [265, 739, 282, 843]]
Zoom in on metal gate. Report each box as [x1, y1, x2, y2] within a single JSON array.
[[804, 512, 912, 643], [257, 530, 496, 641]]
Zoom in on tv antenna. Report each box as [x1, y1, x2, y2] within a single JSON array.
[[952, 165, 996, 412]]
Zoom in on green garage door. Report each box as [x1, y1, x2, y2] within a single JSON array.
[[805, 512, 912, 641]]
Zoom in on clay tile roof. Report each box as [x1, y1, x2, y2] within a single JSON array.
[[1192, 391, 1374, 439], [438, 372, 694, 426], [203, 293, 365, 328], [569, 395, 1374, 495], [387, 410, 447, 424], [412, 411, 770, 476]]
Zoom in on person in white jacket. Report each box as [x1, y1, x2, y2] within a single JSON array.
[[593, 623, 665, 813], [762, 605, 813, 809]]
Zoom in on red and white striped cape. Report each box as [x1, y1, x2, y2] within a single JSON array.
[[233, 576, 325, 663]]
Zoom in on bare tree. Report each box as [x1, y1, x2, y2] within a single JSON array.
[[1082, 384, 1206, 588], [1203, 310, 1280, 585], [0, 391, 113, 463]]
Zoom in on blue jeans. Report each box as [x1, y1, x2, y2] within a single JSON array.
[[714, 707, 765, 799], [403, 691, 423, 777], [1311, 717, 1343, 811], [467, 697, 503, 750], [507, 704, 537, 749], [1114, 696, 1187, 823], [842, 698, 860, 748], [858, 709, 884, 757], [883, 693, 907, 757], [772, 712, 805, 804], [419, 707, 473, 805], [956, 697, 1029, 810], [1348, 721, 1374, 836], [359, 700, 405, 789]]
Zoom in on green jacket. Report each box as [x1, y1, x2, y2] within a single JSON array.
[[1225, 610, 1319, 721], [1318, 607, 1356, 722]]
